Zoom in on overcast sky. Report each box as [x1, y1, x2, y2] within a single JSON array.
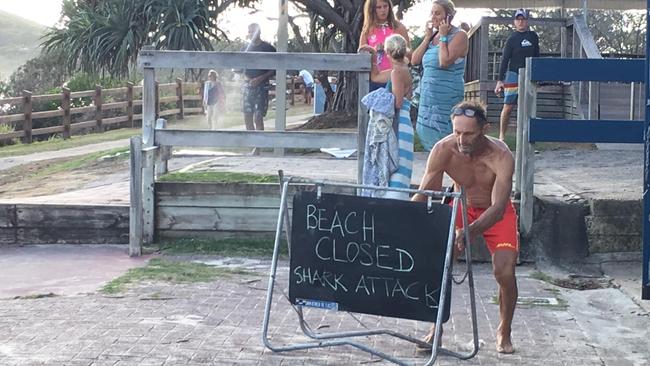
[[0, 0, 489, 41]]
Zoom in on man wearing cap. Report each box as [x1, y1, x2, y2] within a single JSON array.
[[494, 9, 540, 141]]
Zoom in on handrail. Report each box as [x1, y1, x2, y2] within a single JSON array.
[[571, 16, 602, 59], [517, 57, 644, 236]]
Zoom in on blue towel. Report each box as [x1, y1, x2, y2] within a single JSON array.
[[386, 98, 414, 200]]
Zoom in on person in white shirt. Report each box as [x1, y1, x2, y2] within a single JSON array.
[[297, 69, 314, 105]]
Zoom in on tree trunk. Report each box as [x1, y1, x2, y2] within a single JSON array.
[[294, 0, 365, 114]]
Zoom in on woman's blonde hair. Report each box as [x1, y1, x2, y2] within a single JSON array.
[[208, 70, 218, 79], [384, 34, 407, 61], [433, 0, 457, 20], [361, 0, 399, 38]]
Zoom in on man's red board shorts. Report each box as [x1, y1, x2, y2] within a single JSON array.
[[453, 201, 519, 255]]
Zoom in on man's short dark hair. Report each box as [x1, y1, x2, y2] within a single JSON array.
[[450, 100, 489, 127]]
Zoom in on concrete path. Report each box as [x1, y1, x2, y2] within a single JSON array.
[[0, 245, 150, 298], [0, 248, 648, 365], [0, 124, 647, 364]]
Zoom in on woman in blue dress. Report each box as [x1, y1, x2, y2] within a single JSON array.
[[411, 0, 468, 151]]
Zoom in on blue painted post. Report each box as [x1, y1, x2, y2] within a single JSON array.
[[641, 0, 650, 300]]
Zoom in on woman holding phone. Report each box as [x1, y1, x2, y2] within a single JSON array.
[[411, 0, 468, 151]]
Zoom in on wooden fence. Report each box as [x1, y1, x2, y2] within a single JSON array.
[[0, 77, 304, 144]]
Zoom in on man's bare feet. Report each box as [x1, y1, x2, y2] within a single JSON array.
[[496, 326, 514, 354], [415, 325, 443, 352]]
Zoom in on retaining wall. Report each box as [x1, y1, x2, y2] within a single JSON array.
[[0, 184, 642, 266]]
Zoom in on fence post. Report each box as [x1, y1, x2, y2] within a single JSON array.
[[478, 21, 489, 103], [94, 84, 103, 132], [62, 87, 71, 139], [514, 68, 526, 196], [357, 71, 370, 185], [520, 58, 536, 237], [129, 136, 143, 257], [154, 81, 160, 119], [199, 81, 206, 114], [126, 82, 134, 128], [155, 118, 169, 177], [290, 76, 295, 106], [588, 82, 599, 120], [22, 90, 32, 144], [142, 146, 156, 245], [176, 77, 184, 120], [141, 52, 157, 244]]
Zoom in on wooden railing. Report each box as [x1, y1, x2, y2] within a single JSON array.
[[0, 78, 306, 144], [0, 78, 201, 144], [464, 16, 645, 122], [129, 49, 371, 255]]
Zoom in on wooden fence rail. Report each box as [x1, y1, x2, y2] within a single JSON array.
[[0, 78, 304, 144], [0, 79, 200, 144]]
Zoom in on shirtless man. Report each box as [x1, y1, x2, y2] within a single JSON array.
[[412, 100, 519, 354]]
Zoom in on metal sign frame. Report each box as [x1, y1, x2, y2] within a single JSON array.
[[261, 176, 480, 365], [641, 0, 650, 300]]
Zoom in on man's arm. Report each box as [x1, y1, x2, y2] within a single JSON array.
[[412, 145, 447, 202], [464, 151, 514, 240], [250, 70, 275, 87], [495, 36, 513, 93]]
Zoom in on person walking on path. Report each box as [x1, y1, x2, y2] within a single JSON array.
[[242, 23, 276, 131], [203, 70, 226, 130], [494, 8, 539, 141], [359, 0, 410, 91], [412, 100, 519, 354], [411, 0, 468, 151]]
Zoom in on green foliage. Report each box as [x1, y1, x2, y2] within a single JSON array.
[[34, 147, 130, 178], [6, 50, 69, 96], [158, 237, 287, 257], [158, 171, 278, 183], [100, 258, 251, 294], [0, 124, 19, 147], [43, 0, 222, 79], [0, 128, 138, 158]]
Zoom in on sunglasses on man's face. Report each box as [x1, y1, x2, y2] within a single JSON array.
[[452, 107, 480, 118]]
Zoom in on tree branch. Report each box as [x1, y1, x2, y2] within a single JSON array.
[[292, 0, 350, 33]]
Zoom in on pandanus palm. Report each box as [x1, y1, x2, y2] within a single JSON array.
[[42, 0, 217, 79]]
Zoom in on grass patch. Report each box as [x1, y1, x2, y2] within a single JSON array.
[[35, 147, 130, 178], [157, 237, 287, 257], [413, 132, 425, 152], [486, 128, 516, 151], [529, 270, 555, 284], [13, 292, 58, 300], [100, 258, 251, 294], [0, 128, 138, 158], [491, 293, 568, 309], [158, 171, 278, 183]]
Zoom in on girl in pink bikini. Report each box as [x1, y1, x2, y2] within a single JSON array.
[[359, 0, 410, 90]]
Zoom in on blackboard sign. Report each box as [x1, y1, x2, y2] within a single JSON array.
[[289, 192, 453, 322]]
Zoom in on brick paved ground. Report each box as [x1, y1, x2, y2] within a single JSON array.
[[1, 258, 648, 366]]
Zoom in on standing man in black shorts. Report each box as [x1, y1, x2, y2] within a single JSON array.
[[242, 23, 276, 131], [494, 9, 539, 141]]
